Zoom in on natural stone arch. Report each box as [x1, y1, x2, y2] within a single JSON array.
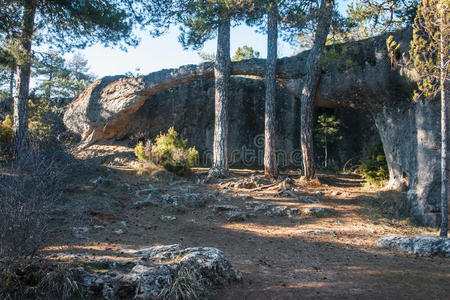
[[64, 29, 444, 227]]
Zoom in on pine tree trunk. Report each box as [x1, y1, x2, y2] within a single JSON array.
[[9, 70, 14, 98], [439, 1, 448, 236], [300, 0, 334, 179], [209, 18, 230, 178], [13, 0, 36, 159], [324, 134, 328, 168], [264, 3, 278, 178], [441, 78, 448, 237]]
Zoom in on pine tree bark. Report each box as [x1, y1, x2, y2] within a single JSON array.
[[439, 0, 448, 237], [324, 134, 328, 168], [13, 0, 36, 159], [300, 0, 334, 179], [9, 70, 14, 98], [440, 71, 448, 237], [264, 3, 278, 178], [209, 18, 231, 178]]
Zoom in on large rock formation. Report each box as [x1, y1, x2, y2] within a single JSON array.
[[114, 77, 376, 168], [64, 29, 447, 227]]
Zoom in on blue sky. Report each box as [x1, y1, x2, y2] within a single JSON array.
[[75, 0, 351, 78]]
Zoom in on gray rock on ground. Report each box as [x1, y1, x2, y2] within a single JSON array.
[[245, 201, 301, 218], [377, 235, 450, 257], [245, 201, 269, 212], [302, 207, 336, 218], [161, 193, 211, 212], [160, 215, 177, 222], [72, 245, 241, 299], [266, 206, 290, 217]]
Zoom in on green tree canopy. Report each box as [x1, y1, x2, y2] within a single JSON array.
[[33, 51, 95, 99], [346, 0, 418, 39], [1, 0, 140, 51], [314, 113, 342, 168], [199, 45, 261, 62], [2, 0, 150, 157], [176, 0, 246, 50], [232, 45, 261, 61]]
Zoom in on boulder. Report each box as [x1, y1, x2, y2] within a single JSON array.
[[73, 245, 241, 299], [159, 193, 211, 213], [377, 235, 450, 257]]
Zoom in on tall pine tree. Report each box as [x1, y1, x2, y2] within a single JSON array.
[[245, 0, 314, 178], [409, 0, 448, 236], [2, 0, 139, 158], [177, 0, 245, 178], [300, 0, 335, 180]]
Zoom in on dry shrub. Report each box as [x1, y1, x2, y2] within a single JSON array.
[[35, 263, 84, 300], [0, 260, 84, 300], [158, 267, 203, 300], [0, 150, 63, 259]]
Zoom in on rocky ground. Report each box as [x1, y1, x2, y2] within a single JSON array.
[[36, 144, 450, 299]]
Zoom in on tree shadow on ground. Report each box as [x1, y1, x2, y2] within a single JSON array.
[[41, 218, 450, 300], [34, 165, 449, 300]]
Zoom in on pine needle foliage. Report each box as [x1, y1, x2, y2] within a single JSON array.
[[359, 140, 389, 185], [134, 127, 198, 176]]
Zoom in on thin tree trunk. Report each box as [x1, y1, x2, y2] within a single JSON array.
[[439, 0, 448, 237], [441, 77, 448, 237], [264, 3, 278, 178], [9, 70, 14, 98], [14, 0, 36, 159], [209, 18, 230, 178], [300, 0, 334, 179], [324, 134, 328, 168]]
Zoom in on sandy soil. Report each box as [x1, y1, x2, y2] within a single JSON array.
[[46, 144, 450, 299]]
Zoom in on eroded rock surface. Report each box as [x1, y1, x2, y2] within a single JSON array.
[[63, 28, 446, 227], [67, 245, 242, 299], [377, 236, 450, 257]]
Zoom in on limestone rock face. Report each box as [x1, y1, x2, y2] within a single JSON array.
[[63, 28, 446, 227]]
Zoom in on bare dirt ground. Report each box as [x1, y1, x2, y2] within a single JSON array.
[[46, 144, 450, 299]]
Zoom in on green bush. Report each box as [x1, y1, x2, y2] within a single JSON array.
[[27, 98, 66, 148], [134, 141, 148, 162], [359, 140, 389, 185], [134, 127, 198, 176], [0, 115, 13, 156], [28, 99, 53, 143]]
